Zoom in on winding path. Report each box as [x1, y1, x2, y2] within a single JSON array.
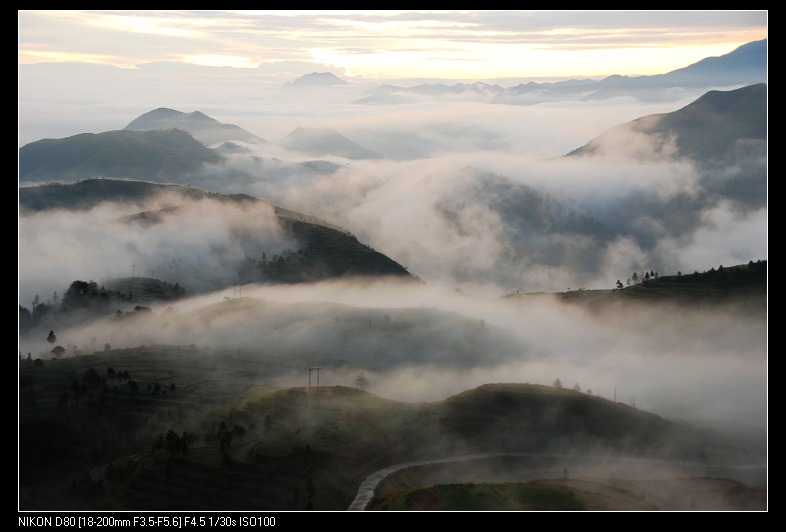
[[347, 452, 766, 511], [348, 453, 514, 511]]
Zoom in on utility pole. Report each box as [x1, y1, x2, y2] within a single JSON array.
[[234, 284, 242, 298], [309, 366, 322, 389], [132, 264, 136, 277]]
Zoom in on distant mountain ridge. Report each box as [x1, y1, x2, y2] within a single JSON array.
[[284, 71, 348, 87], [354, 81, 504, 104], [493, 39, 767, 105], [351, 40, 766, 106], [124, 107, 266, 146]]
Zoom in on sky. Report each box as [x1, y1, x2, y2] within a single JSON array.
[[18, 10, 767, 80]]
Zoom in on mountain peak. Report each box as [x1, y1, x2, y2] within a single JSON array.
[[286, 71, 348, 87], [124, 108, 265, 145]]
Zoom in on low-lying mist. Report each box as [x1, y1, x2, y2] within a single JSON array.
[[19, 275, 767, 459]]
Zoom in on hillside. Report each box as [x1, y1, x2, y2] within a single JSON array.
[[18, 355, 763, 511], [566, 83, 767, 163], [367, 476, 765, 511], [18, 129, 223, 182], [18, 264, 767, 511], [516, 260, 767, 317], [18, 179, 414, 293]]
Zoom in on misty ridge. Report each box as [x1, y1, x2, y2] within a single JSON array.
[[18, 39, 766, 510]]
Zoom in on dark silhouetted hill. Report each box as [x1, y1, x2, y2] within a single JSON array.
[[566, 83, 767, 163], [19, 129, 223, 182]]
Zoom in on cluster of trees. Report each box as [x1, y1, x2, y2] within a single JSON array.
[[354, 372, 369, 390], [615, 269, 659, 289], [552, 378, 592, 396], [614, 259, 767, 290], [237, 248, 346, 284], [20, 278, 187, 335], [151, 429, 192, 457]]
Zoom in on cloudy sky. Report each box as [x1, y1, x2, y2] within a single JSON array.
[[18, 10, 767, 79]]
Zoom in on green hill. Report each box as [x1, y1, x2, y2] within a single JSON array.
[[19, 129, 223, 182]]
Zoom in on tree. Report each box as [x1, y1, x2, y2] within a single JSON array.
[[19, 306, 33, 331], [165, 430, 181, 455], [83, 368, 103, 390], [553, 378, 563, 389], [572, 383, 581, 392], [615, 280, 623, 290], [47, 330, 57, 344], [354, 372, 369, 390]]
